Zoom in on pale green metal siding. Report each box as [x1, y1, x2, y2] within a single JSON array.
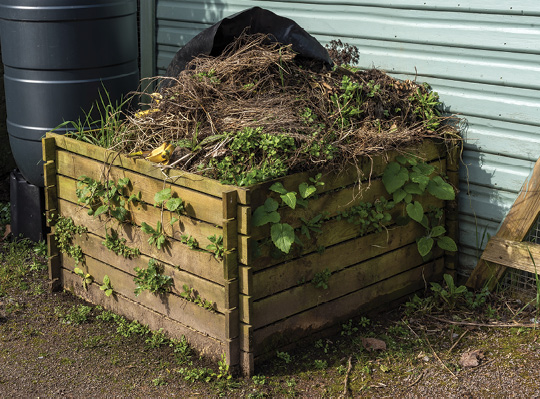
[[145, 1, 540, 277]]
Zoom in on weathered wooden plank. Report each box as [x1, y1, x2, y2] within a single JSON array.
[[42, 136, 57, 163], [467, 155, 540, 289], [62, 268, 226, 360], [237, 205, 251, 236], [251, 242, 432, 328], [481, 237, 540, 275], [249, 159, 445, 240], [43, 160, 57, 188], [241, 350, 255, 378], [252, 257, 444, 357], [47, 232, 62, 291], [222, 218, 237, 252], [238, 235, 252, 266], [239, 266, 253, 296], [63, 255, 227, 340], [223, 250, 238, 281], [251, 195, 443, 272], [44, 186, 58, 223], [222, 189, 237, 220], [225, 337, 240, 368], [58, 198, 225, 284], [68, 231, 228, 311], [225, 279, 239, 310], [239, 294, 252, 326], [48, 132, 254, 203], [252, 222, 426, 301], [55, 150, 224, 225], [240, 323, 252, 352], [225, 308, 239, 340]]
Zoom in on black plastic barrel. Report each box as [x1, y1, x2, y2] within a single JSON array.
[[0, 0, 139, 186]]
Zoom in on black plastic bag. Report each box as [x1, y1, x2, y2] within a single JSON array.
[[161, 6, 332, 89]]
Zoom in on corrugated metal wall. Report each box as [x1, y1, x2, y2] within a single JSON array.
[[149, 1, 540, 277]]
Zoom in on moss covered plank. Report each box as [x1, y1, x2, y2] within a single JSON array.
[[252, 257, 444, 357], [62, 255, 226, 340], [58, 198, 225, 284], [67, 230, 229, 312], [56, 150, 224, 226], [62, 268, 226, 360], [250, 243, 434, 328], [251, 222, 426, 301], [48, 132, 252, 204]]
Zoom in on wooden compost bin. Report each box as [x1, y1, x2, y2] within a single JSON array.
[[43, 132, 458, 375]]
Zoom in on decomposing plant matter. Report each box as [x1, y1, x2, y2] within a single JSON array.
[[117, 33, 459, 185]]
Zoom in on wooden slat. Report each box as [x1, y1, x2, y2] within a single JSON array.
[[62, 268, 226, 359], [222, 189, 237, 220], [223, 218, 238, 252], [225, 337, 240, 368], [225, 308, 239, 340], [248, 159, 445, 240], [58, 198, 225, 284], [239, 266, 253, 296], [238, 235, 252, 266], [69, 231, 228, 312], [252, 257, 444, 357], [467, 155, 540, 289], [223, 250, 238, 281], [240, 323, 252, 352], [241, 350, 255, 378], [48, 132, 254, 203], [225, 279, 239, 310], [251, 195, 443, 272], [43, 160, 57, 188], [239, 294, 252, 325], [247, 140, 446, 208], [47, 232, 62, 291], [251, 242, 431, 328], [252, 222, 426, 301], [63, 255, 226, 340], [56, 151, 224, 226], [42, 136, 57, 163], [481, 237, 540, 275]]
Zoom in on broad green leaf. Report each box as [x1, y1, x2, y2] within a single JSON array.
[[299, 182, 317, 199], [103, 275, 110, 285], [154, 188, 172, 205], [382, 162, 409, 194], [395, 155, 408, 165], [427, 176, 455, 200], [297, 198, 309, 209], [404, 193, 413, 204], [166, 198, 183, 212], [263, 197, 279, 212], [104, 289, 113, 297], [412, 162, 435, 176], [252, 203, 280, 227], [404, 182, 424, 195], [94, 204, 108, 217], [431, 225, 446, 237], [117, 177, 130, 188], [170, 217, 178, 225], [406, 201, 424, 223], [409, 171, 430, 190], [417, 236, 434, 257], [74, 267, 84, 276], [269, 182, 288, 195], [271, 223, 295, 254], [437, 236, 458, 252], [280, 192, 297, 209], [141, 222, 154, 234], [393, 188, 407, 204], [419, 214, 429, 229]]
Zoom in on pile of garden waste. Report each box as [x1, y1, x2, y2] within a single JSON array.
[[112, 34, 459, 186]]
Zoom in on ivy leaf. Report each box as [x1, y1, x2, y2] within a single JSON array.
[[431, 225, 446, 237], [299, 182, 317, 199], [117, 177, 130, 188], [406, 201, 424, 223], [427, 176, 455, 200], [393, 188, 407, 204], [280, 192, 297, 209], [437, 236, 458, 252], [141, 222, 155, 235], [269, 182, 288, 195], [417, 236, 434, 257], [395, 155, 408, 165], [271, 223, 295, 254], [412, 162, 434, 176], [154, 188, 172, 206], [382, 162, 409, 194]]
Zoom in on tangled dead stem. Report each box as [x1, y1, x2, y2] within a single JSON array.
[[114, 34, 460, 185]]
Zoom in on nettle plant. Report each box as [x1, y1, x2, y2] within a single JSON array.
[[382, 154, 457, 258], [252, 174, 324, 254]]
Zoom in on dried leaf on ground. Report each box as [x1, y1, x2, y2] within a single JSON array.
[[459, 349, 485, 368], [362, 337, 387, 351]]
